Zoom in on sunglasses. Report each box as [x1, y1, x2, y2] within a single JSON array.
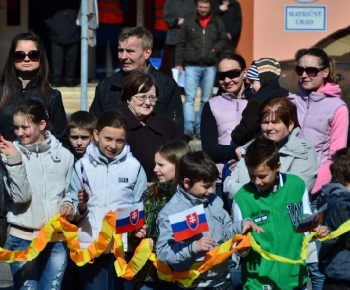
[[218, 69, 243, 80], [14, 50, 40, 63], [295, 65, 325, 77]]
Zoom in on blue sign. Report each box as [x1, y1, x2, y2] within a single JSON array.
[[285, 6, 326, 31]]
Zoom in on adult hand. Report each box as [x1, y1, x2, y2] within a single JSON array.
[[178, 18, 184, 26], [175, 66, 184, 73], [0, 138, 18, 156], [219, 2, 229, 12], [227, 33, 232, 40], [60, 204, 73, 217], [78, 188, 89, 212], [195, 236, 216, 252], [235, 147, 242, 160], [227, 159, 238, 171], [242, 220, 265, 235]]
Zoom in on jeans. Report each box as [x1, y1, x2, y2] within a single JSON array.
[[79, 253, 133, 290], [183, 65, 216, 134], [228, 257, 243, 290], [308, 198, 325, 290], [9, 236, 68, 290]]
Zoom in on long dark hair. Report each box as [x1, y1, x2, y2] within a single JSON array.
[[0, 31, 51, 108]]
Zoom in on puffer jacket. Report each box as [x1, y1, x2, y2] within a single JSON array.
[[318, 183, 350, 281], [71, 143, 147, 249], [3, 131, 74, 232], [175, 15, 228, 67], [224, 127, 318, 199], [0, 79, 68, 145], [156, 185, 244, 288]]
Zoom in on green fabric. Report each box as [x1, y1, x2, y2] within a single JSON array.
[[135, 182, 174, 283], [235, 174, 308, 289]]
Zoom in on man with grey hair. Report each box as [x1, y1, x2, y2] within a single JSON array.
[[90, 26, 184, 136]]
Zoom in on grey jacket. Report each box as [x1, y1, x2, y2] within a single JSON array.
[[224, 127, 318, 200], [164, 0, 196, 45], [2, 132, 74, 230], [156, 185, 244, 288]]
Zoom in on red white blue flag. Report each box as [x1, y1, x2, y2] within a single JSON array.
[[116, 202, 145, 234], [168, 204, 209, 242], [296, 203, 327, 233]]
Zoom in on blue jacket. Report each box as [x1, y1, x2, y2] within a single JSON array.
[[71, 143, 147, 249], [156, 185, 244, 288], [318, 183, 350, 281]]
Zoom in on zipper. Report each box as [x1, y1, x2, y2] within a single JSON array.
[[202, 29, 205, 58]]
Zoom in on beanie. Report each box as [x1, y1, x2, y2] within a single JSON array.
[[246, 64, 259, 82], [254, 58, 281, 86]]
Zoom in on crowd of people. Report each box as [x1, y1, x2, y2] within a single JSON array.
[[0, 0, 349, 290]]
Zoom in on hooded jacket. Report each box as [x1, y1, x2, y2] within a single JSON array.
[[224, 127, 318, 200], [3, 132, 74, 235], [290, 83, 348, 194], [156, 185, 244, 288], [318, 183, 350, 281], [71, 143, 147, 249]]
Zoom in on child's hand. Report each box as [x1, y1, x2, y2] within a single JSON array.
[[242, 220, 265, 235], [0, 138, 18, 156], [195, 236, 216, 252], [78, 188, 89, 212], [134, 224, 147, 239], [60, 204, 73, 217], [315, 225, 329, 238]]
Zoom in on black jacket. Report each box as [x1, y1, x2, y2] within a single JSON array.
[[175, 14, 228, 67], [89, 64, 184, 137], [0, 79, 68, 145], [318, 183, 350, 281], [118, 104, 179, 182], [231, 80, 289, 146]]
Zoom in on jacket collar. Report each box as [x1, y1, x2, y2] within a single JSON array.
[[176, 185, 215, 207], [85, 142, 130, 166]]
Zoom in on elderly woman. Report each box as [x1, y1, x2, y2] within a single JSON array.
[[118, 70, 178, 182], [224, 96, 318, 199]]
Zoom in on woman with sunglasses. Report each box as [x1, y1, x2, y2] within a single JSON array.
[[290, 47, 349, 290], [118, 70, 178, 183], [0, 31, 67, 144]]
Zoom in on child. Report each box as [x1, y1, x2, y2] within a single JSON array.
[[134, 140, 190, 290], [0, 99, 74, 289], [71, 110, 147, 290], [232, 137, 328, 289], [318, 147, 350, 289], [156, 151, 263, 289], [67, 110, 97, 160]]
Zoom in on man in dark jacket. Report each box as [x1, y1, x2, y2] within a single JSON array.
[[175, 0, 227, 140], [89, 26, 184, 137]]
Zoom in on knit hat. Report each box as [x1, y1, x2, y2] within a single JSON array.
[[246, 64, 259, 82], [254, 58, 281, 86]]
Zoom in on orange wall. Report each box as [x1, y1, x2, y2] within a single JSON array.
[[236, 0, 350, 64]]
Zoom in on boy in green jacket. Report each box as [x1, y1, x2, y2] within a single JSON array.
[[232, 138, 328, 289]]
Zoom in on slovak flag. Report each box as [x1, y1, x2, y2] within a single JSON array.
[[116, 202, 145, 234], [296, 203, 327, 233], [81, 164, 93, 196], [168, 204, 209, 242]]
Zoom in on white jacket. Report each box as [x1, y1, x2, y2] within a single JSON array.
[[71, 143, 147, 249], [3, 131, 74, 232]]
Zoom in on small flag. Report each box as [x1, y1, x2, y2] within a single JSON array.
[[296, 203, 327, 233], [168, 204, 209, 242], [116, 202, 145, 234], [81, 164, 93, 196]]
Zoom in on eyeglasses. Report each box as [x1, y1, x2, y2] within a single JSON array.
[[295, 65, 325, 77], [218, 69, 243, 81], [14, 50, 40, 63], [133, 94, 157, 103]]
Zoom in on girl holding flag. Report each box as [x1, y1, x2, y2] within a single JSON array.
[[133, 140, 190, 290], [0, 99, 74, 289], [71, 110, 147, 290]]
